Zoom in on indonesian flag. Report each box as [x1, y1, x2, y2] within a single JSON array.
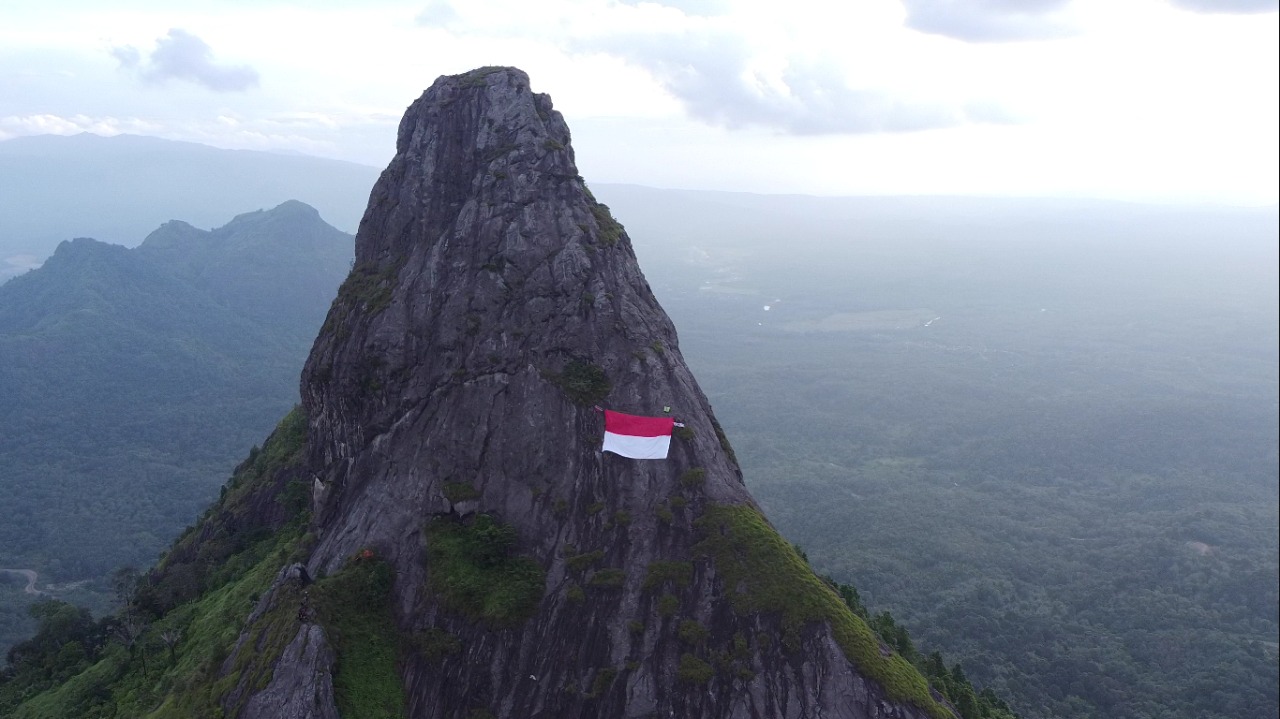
[[602, 410, 674, 460]]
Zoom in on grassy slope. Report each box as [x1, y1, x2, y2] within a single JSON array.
[[8, 404, 407, 719], [8, 411, 310, 717], [695, 503, 952, 719]]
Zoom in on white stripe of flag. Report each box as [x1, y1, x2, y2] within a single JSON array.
[[602, 410, 674, 460]]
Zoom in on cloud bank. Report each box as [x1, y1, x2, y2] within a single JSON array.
[[901, 0, 1078, 42], [901, 0, 1278, 42], [113, 29, 259, 92], [587, 29, 1004, 134], [1168, 0, 1278, 12], [415, 0, 1012, 136], [415, 0, 460, 28], [614, 0, 731, 17]]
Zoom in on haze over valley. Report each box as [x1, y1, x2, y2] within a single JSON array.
[[2, 1, 1276, 715], [0, 134, 1275, 719]]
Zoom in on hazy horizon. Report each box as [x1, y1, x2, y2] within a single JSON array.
[[2, 132, 1277, 284], [2, 0, 1276, 205]]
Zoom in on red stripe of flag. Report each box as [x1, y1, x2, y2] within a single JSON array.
[[604, 410, 674, 437]]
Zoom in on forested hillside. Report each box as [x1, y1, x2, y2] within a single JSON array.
[[0, 202, 351, 650], [0, 157, 1273, 719]]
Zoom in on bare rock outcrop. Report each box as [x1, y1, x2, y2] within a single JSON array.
[[241, 624, 340, 719], [284, 66, 952, 719]]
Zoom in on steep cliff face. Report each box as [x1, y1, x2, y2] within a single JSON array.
[[239, 67, 952, 719]]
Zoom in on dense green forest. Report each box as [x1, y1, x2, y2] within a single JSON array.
[[601, 186, 1279, 719], [0, 175, 1274, 719], [0, 202, 351, 650]]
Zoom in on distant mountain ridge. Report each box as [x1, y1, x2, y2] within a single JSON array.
[[0, 133, 380, 280], [135, 200, 353, 331], [0, 201, 352, 650]]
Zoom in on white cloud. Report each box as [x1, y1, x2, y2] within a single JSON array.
[[901, 0, 1080, 42], [1168, 0, 1278, 13], [0, 0, 1273, 204], [113, 28, 260, 92], [416, 0, 460, 27], [0, 113, 160, 137], [591, 30, 1008, 133], [410, 0, 1015, 135]]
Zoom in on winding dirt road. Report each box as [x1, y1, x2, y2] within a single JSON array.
[[0, 568, 42, 596]]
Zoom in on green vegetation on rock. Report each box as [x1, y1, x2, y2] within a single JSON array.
[[587, 569, 625, 589], [678, 468, 706, 490], [590, 203, 624, 247], [656, 594, 679, 617], [710, 417, 736, 465], [643, 561, 692, 591], [676, 653, 714, 684], [655, 504, 675, 524], [330, 258, 401, 321], [677, 620, 709, 646], [566, 550, 605, 572], [460, 66, 507, 87], [585, 667, 617, 698], [693, 503, 952, 719], [548, 358, 611, 405], [312, 555, 405, 719], [411, 627, 461, 663], [424, 514, 545, 627], [443, 482, 482, 503]]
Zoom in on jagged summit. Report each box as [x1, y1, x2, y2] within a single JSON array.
[[301, 65, 746, 562], [45, 235, 129, 262], [230, 67, 955, 718]]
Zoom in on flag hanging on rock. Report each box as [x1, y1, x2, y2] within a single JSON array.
[[602, 410, 674, 460]]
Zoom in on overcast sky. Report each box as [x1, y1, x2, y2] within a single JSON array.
[[1, 0, 1276, 205]]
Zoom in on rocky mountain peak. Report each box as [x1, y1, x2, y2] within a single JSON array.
[[352, 66, 580, 266], [229, 66, 958, 718]]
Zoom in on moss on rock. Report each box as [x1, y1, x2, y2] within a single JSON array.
[[693, 503, 952, 719], [424, 514, 545, 627], [643, 561, 692, 591], [548, 359, 611, 406], [312, 555, 405, 719]]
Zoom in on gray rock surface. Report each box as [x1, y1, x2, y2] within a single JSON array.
[[290, 66, 951, 719], [241, 624, 340, 719]]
